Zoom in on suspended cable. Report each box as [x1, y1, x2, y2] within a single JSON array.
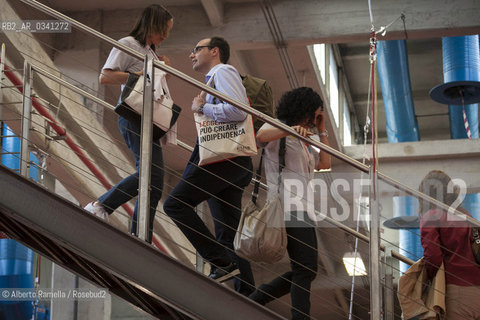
[[2, 8, 449, 317], [367, 0, 374, 27], [1, 97, 368, 320], [1, 79, 344, 318], [460, 90, 472, 139], [259, 0, 299, 89]]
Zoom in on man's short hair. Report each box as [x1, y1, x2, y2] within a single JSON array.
[[209, 36, 230, 64]]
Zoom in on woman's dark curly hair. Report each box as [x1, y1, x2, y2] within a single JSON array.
[[276, 87, 324, 126]]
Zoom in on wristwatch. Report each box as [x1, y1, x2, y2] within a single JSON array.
[[198, 103, 205, 114], [318, 129, 328, 137]]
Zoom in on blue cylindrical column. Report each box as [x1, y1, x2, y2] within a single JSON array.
[[1, 125, 39, 179], [449, 104, 478, 139], [1, 124, 35, 319], [442, 36, 480, 84], [442, 36, 480, 229], [393, 197, 421, 273], [377, 40, 420, 143], [443, 35, 480, 139], [378, 40, 423, 273], [463, 194, 480, 221], [0, 240, 34, 319], [2, 125, 20, 169]]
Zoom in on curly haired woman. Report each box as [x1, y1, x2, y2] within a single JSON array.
[[249, 87, 331, 320]]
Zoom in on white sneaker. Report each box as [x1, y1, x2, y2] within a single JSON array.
[[84, 202, 109, 222]]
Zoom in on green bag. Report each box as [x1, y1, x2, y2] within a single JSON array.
[[241, 74, 274, 132]]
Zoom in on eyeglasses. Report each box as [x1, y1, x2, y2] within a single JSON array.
[[191, 45, 211, 54]]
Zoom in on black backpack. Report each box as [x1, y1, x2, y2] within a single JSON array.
[[241, 74, 274, 132]]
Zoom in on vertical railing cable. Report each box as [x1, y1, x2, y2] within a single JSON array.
[[20, 60, 32, 176]]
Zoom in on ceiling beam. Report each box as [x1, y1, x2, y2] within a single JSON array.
[[352, 89, 448, 106], [164, 0, 480, 46], [344, 138, 480, 162], [56, 0, 480, 52], [200, 0, 224, 27], [341, 39, 442, 61]]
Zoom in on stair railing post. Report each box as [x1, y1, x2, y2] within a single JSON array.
[[20, 60, 33, 177], [137, 56, 154, 242], [369, 165, 382, 320]]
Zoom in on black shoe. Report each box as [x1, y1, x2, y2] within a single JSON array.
[[208, 262, 240, 282], [248, 290, 267, 306]]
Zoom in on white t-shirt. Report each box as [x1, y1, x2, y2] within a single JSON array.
[[102, 36, 157, 74], [102, 36, 177, 144], [262, 134, 319, 216]]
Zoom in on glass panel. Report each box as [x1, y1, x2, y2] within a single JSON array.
[[313, 44, 326, 85], [343, 98, 352, 146], [329, 51, 339, 126]]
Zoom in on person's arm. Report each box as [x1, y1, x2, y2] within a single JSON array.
[[315, 112, 331, 170], [100, 54, 167, 85], [99, 69, 141, 85], [256, 123, 313, 143], [197, 66, 248, 122], [99, 38, 143, 86]]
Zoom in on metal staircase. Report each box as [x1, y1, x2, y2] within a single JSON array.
[[0, 165, 283, 320]]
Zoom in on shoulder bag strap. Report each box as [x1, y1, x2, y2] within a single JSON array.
[[206, 71, 218, 103], [252, 137, 286, 201], [251, 149, 265, 205], [201, 69, 218, 103], [277, 137, 286, 193]]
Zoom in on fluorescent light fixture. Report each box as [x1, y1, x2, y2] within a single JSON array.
[[343, 252, 367, 276]]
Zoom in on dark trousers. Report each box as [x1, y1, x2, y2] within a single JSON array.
[[163, 144, 255, 295], [98, 116, 164, 243], [249, 220, 318, 320], [208, 196, 255, 296]]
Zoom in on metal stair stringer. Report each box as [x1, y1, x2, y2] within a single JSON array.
[[0, 164, 284, 320]]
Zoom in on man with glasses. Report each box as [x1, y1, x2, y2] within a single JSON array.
[[163, 36, 255, 296]]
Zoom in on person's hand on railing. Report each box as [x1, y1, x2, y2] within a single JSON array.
[[291, 125, 314, 138], [158, 55, 170, 66], [158, 55, 171, 80]]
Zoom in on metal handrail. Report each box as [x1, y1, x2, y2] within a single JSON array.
[[21, 0, 362, 168], [20, 0, 480, 260], [0, 60, 171, 255], [32, 64, 270, 189], [31, 57, 414, 267], [32, 61, 416, 266]]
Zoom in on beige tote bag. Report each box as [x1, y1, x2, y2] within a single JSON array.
[[234, 194, 287, 263], [194, 71, 257, 166]]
